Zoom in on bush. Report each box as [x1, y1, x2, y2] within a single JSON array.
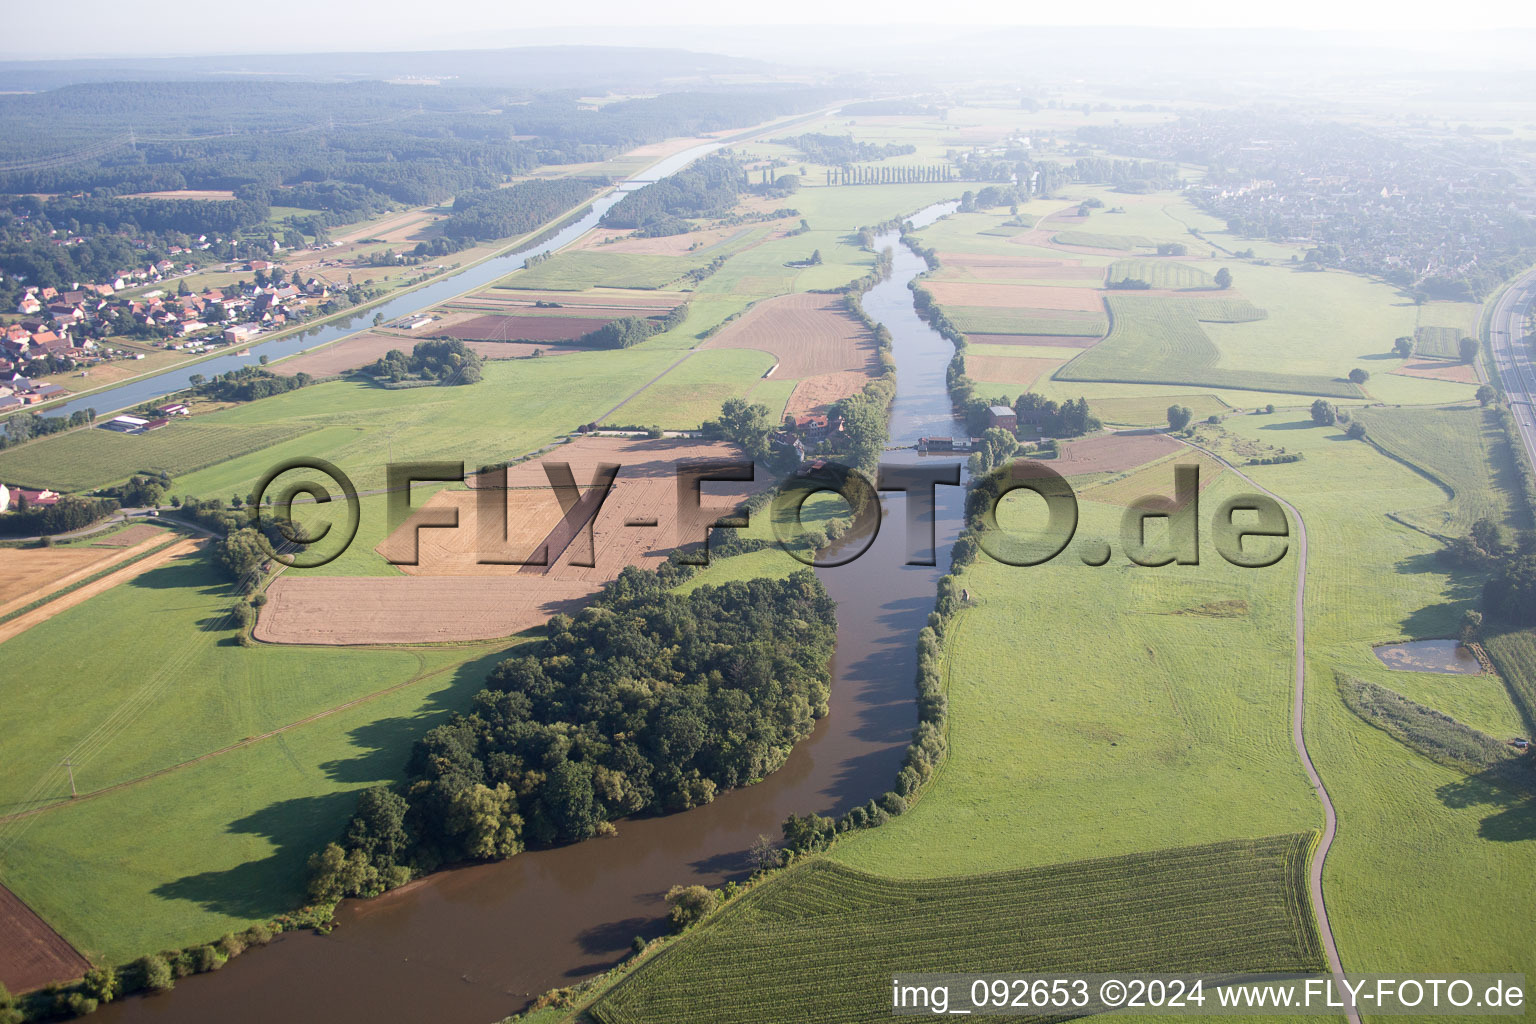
[[665, 884, 718, 930], [137, 953, 174, 992]]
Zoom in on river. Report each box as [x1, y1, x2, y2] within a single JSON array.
[[91, 204, 964, 1024]]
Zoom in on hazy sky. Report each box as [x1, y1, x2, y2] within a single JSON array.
[[6, 0, 1534, 59]]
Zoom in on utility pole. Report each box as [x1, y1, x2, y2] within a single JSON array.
[[60, 757, 77, 798]]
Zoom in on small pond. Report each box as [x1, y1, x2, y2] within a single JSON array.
[[1373, 639, 1483, 675]]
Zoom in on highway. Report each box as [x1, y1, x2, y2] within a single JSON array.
[[1487, 269, 1536, 474]]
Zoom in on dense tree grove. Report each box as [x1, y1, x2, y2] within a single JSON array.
[[364, 339, 485, 384], [599, 154, 744, 234], [702, 396, 775, 459], [308, 568, 837, 897], [442, 178, 603, 241], [772, 133, 916, 164], [0, 408, 96, 451], [1012, 393, 1100, 437], [0, 494, 119, 537], [190, 366, 314, 402], [571, 305, 688, 349]]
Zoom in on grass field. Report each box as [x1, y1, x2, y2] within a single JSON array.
[[1055, 294, 1359, 398], [0, 548, 512, 960], [497, 251, 705, 291], [1354, 405, 1531, 537], [603, 349, 783, 429], [0, 422, 317, 492], [1087, 393, 1232, 425], [945, 306, 1108, 337], [1203, 415, 1536, 981], [1107, 258, 1216, 289], [593, 836, 1323, 1024], [833, 474, 1318, 877]]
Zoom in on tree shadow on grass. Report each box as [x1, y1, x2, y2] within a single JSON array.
[[316, 647, 511, 784], [1259, 420, 1320, 432], [125, 559, 221, 592], [1394, 552, 1483, 638], [1436, 770, 1536, 842], [151, 792, 358, 919]]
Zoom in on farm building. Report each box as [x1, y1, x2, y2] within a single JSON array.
[[158, 403, 190, 416], [224, 324, 260, 344], [101, 415, 149, 433], [988, 405, 1018, 432], [142, 417, 170, 431]]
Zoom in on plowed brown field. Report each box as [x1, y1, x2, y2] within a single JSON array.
[[0, 883, 89, 993], [0, 529, 172, 618], [963, 355, 1067, 391]]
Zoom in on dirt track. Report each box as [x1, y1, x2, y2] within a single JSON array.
[[0, 883, 90, 993], [0, 538, 201, 645]]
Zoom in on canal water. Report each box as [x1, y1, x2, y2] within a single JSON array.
[[44, 143, 725, 422], [92, 204, 965, 1024]]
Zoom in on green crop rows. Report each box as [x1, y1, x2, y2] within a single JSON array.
[[0, 422, 318, 492], [1052, 230, 1155, 250], [1413, 325, 1464, 359], [594, 834, 1323, 1024], [1054, 295, 1360, 398], [1107, 259, 1216, 289]]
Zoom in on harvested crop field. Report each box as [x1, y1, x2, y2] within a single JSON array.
[[925, 281, 1107, 312], [571, 225, 755, 256], [963, 354, 1066, 391], [702, 293, 881, 379], [277, 332, 575, 376], [784, 371, 878, 418], [1081, 450, 1226, 508], [0, 882, 89, 993], [933, 260, 1103, 283], [0, 529, 171, 617], [261, 438, 765, 644], [1392, 359, 1479, 384], [0, 538, 201, 645], [460, 289, 684, 310], [430, 314, 618, 342], [91, 523, 166, 547], [966, 332, 1098, 349], [1052, 432, 1182, 476]]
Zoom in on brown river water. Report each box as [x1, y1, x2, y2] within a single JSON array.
[[93, 204, 962, 1024]]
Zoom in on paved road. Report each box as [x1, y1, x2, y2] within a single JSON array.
[[1175, 436, 1361, 1024], [1486, 270, 1536, 473]]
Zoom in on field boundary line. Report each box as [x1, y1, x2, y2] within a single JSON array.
[[1171, 433, 1360, 1024]]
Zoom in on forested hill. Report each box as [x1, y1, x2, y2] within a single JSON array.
[[307, 567, 838, 899], [0, 82, 838, 198]]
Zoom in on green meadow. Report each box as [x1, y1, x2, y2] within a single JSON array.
[[0, 548, 513, 960]]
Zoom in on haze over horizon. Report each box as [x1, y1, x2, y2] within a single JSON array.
[[4, 1, 1535, 62]]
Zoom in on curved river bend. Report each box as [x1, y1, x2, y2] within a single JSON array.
[[93, 205, 963, 1024]]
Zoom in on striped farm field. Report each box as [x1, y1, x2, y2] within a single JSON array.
[[1051, 230, 1156, 250], [962, 354, 1067, 391], [1107, 258, 1216, 289], [1412, 325, 1465, 359], [593, 835, 1324, 1024], [946, 306, 1108, 337], [498, 252, 704, 291], [1055, 295, 1361, 398], [0, 421, 317, 492], [924, 280, 1107, 312]]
